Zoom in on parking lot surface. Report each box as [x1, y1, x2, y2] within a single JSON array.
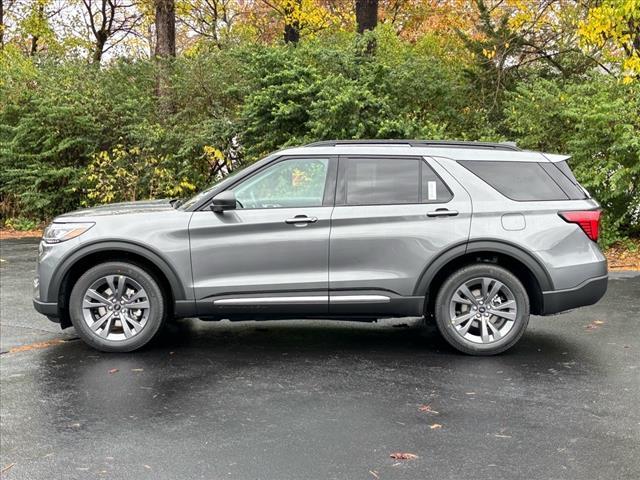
[[1, 238, 639, 479]]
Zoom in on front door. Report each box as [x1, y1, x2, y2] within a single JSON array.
[[328, 155, 472, 315], [189, 156, 337, 316]]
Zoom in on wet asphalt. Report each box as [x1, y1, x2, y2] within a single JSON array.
[[0, 238, 639, 480]]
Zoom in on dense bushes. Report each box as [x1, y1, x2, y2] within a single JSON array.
[[1, 31, 638, 245]]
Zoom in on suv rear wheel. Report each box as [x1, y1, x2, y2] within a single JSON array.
[[69, 262, 166, 352], [434, 264, 530, 355]]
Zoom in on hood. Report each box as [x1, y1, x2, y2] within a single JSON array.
[[55, 199, 174, 220]]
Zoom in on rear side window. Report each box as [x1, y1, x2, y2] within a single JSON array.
[[342, 157, 452, 205], [460, 161, 586, 201], [345, 158, 419, 205]]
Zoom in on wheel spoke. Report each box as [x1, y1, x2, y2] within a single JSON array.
[[487, 319, 502, 339], [485, 280, 504, 303], [459, 316, 476, 335], [126, 290, 144, 303], [120, 315, 134, 338], [481, 278, 490, 300], [124, 313, 143, 330], [106, 275, 117, 297], [452, 293, 473, 306], [99, 316, 114, 337], [91, 311, 112, 331], [458, 284, 478, 305], [127, 300, 149, 310], [85, 289, 112, 307], [480, 317, 490, 343], [490, 309, 516, 321], [491, 300, 515, 311], [452, 311, 476, 326]]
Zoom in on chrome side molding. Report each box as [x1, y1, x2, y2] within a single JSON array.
[[213, 295, 391, 305]]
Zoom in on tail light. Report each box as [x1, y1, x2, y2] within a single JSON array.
[[558, 210, 601, 242]]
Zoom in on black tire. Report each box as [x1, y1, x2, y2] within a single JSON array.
[[69, 262, 166, 352], [434, 264, 530, 356]]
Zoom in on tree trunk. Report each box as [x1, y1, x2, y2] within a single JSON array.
[[1, 0, 4, 48], [154, 0, 176, 57], [355, 0, 378, 34], [154, 0, 176, 115], [283, 0, 301, 44], [30, 35, 38, 55], [92, 31, 107, 64]]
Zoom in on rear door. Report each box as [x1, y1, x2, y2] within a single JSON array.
[[328, 155, 471, 314]]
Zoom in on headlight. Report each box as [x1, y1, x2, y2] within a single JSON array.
[[43, 222, 95, 244]]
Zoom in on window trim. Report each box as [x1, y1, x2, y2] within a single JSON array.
[[199, 155, 338, 211], [335, 155, 454, 207]]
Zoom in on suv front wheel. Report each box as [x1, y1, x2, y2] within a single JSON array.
[[435, 264, 530, 355], [69, 262, 166, 352]]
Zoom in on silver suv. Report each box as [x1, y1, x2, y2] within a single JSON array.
[[33, 140, 608, 355]]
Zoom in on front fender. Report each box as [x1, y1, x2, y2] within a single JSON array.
[[46, 240, 189, 303]]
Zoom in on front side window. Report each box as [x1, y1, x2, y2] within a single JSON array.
[[233, 158, 329, 209]]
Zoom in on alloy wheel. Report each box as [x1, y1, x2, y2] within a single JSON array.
[[448, 276, 518, 344], [81, 274, 151, 341]]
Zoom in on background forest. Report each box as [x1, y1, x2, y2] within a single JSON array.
[[0, 0, 638, 246]]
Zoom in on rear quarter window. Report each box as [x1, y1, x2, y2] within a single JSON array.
[[459, 160, 586, 201]]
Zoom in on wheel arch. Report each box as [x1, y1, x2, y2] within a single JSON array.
[[50, 241, 186, 328], [415, 240, 552, 317]]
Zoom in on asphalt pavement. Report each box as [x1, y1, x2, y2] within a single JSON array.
[[1, 238, 639, 480]]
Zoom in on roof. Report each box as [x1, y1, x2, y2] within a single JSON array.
[[278, 140, 570, 162]]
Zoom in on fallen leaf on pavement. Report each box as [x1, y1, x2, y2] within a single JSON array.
[[586, 320, 605, 331], [430, 423, 442, 429], [390, 453, 418, 460], [108, 368, 119, 374], [418, 404, 439, 414]]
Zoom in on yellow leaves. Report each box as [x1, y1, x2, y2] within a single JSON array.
[[578, 0, 640, 80], [482, 47, 496, 60]]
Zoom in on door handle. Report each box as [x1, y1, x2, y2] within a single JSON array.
[[285, 215, 318, 225], [427, 208, 459, 217]]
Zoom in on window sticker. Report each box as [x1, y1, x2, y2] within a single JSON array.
[[427, 181, 437, 200]]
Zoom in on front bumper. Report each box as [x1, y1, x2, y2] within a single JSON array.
[[541, 274, 608, 315], [32, 298, 59, 319]]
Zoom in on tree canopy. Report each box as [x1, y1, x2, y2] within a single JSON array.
[[0, 0, 639, 244]]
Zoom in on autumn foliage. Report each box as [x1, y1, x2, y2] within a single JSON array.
[[0, 1, 638, 244]]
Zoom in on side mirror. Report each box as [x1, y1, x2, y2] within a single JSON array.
[[210, 191, 237, 213]]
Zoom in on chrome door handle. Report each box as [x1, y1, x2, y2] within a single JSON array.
[[285, 215, 318, 225], [427, 209, 459, 217]]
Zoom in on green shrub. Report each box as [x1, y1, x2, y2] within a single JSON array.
[[3, 217, 39, 231]]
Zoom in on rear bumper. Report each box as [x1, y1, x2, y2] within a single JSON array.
[[541, 274, 608, 315]]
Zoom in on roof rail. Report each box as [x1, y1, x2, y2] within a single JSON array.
[[303, 139, 521, 151]]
